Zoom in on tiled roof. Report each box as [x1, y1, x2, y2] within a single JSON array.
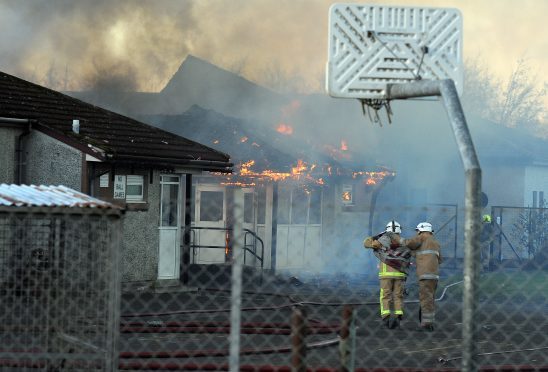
[[0, 184, 117, 208], [0, 71, 232, 172]]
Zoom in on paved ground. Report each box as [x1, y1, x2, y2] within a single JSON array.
[[119, 271, 548, 371]]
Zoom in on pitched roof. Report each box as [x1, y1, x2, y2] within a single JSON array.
[[0, 71, 232, 172]]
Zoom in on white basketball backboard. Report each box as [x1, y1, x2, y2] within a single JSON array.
[[326, 4, 463, 99]]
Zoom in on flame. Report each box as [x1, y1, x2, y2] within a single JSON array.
[[276, 123, 293, 135], [351, 170, 396, 186], [342, 191, 352, 201], [341, 140, 348, 151], [240, 136, 248, 143], [235, 158, 324, 185], [215, 157, 394, 189], [213, 139, 219, 144], [252, 142, 260, 147], [291, 159, 307, 175]]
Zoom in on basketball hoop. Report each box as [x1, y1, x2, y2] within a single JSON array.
[[360, 98, 393, 127]]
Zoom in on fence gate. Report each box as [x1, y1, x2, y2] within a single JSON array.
[[490, 206, 548, 269]]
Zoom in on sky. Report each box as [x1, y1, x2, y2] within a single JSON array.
[[0, 0, 545, 101]]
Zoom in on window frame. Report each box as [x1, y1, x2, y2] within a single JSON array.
[[125, 175, 145, 203]]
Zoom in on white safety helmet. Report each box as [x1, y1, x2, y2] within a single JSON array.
[[416, 222, 433, 233], [385, 220, 401, 234]]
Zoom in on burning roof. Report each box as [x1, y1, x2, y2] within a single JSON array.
[[146, 105, 394, 187]]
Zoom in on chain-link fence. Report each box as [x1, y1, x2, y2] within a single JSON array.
[[3, 201, 548, 371], [118, 201, 547, 371], [0, 207, 122, 371]]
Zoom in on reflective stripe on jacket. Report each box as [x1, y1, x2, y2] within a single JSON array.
[[364, 235, 407, 278], [404, 232, 442, 280]]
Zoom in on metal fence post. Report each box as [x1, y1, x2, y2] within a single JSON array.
[[229, 188, 244, 372], [387, 79, 482, 371], [339, 305, 356, 372], [291, 306, 307, 372]]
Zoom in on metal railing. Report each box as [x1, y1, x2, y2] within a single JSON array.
[[187, 226, 264, 269]]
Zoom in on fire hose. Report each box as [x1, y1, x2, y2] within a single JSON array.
[[438, 345, 548, 365], [121, 280, 464, 318]]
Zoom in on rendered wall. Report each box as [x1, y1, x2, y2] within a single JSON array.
[[0, 127, 22, 184], [24, 131, 82, 190]]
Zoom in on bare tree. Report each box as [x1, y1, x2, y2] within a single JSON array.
[[462, 57, 546, 137], [494, 58, 546, 130]]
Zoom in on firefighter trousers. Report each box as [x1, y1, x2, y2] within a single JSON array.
[[379, 278, 405, 319], [418, 279, 438, 325]]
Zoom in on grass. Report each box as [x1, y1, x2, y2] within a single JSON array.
[[440, 270, 548, 302]]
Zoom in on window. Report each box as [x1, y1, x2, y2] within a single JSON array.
[[277, 186, 291, 224], [291, 188, 308, 224], [277, 186, 322, 225], [257, 187, 266, 224], [161, 183, 179, 227], [126, 175, 144, 202], [199, 191, 224, 222], [244, 192, 254, 223]]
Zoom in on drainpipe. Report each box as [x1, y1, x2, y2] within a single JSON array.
[[0, 117, 33, 185], [386, 79, 482, 372]]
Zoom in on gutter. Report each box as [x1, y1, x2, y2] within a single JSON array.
[[0, 117, 35, 184], [109, 154, 233, 172]]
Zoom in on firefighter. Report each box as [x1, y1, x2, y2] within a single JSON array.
[[404, 222, 442, 332], [363, 220, 409, 329], [480, 214, 495, 272]]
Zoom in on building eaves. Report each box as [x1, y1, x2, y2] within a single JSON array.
[[0, 72, 232, 172]]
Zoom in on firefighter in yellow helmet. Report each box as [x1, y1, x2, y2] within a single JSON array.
[[480, 214, 495, 272], [363, 220, 411, 329], [404, 222, 442, 332]]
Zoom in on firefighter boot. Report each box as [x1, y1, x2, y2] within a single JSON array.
[[389, 315, 401, 329], [382, 316, 390, 328], [418, 323, 434, 332]]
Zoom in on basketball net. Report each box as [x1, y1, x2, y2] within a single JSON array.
[[360, 98, 393, 127]]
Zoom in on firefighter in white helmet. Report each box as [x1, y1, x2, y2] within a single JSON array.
[[403, 222, 442, 332], [363, 220, 411, 329]]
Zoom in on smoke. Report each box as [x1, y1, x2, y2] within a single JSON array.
[[0, 0, 546, 97]]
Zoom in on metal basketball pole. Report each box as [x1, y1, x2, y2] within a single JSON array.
[[386, 79, 482, 372]]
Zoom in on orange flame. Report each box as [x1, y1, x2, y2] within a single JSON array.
[[236, 158, 324, 185], [351, 170, 396, 186], [276, 123, 293, 135], [240, 136, 248, 143], [213, 139, 219, 144], [341, 140, 348, 151]]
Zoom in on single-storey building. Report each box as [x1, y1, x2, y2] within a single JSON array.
[[0, 71, 232, 284]]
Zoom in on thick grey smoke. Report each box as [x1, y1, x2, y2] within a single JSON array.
[[0, 0, 546, 98], [0, 0, 196, 91]]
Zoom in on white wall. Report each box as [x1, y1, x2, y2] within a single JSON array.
[[524, 165, 548, 207]]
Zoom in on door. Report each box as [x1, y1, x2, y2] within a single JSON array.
[[194, 185, 227, 264], [242, 188, 259, 266], [158, 175, 181, 280]]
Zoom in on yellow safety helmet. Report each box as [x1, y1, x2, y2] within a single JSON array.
[[482, 214, 492, 223]]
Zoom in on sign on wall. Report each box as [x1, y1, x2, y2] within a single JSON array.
[[113, 175, 126, 199], [100, 173, 109, 188]]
